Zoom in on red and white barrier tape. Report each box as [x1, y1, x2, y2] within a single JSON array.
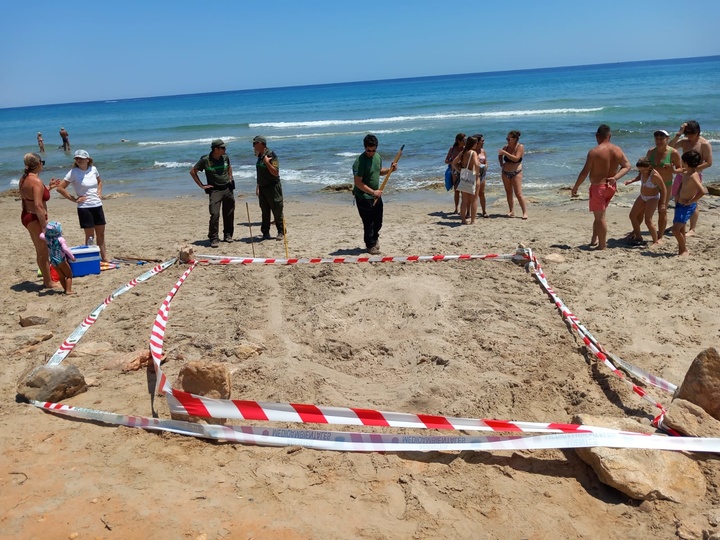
[[527, 252, 672, 419], [193, 252, 525, 266], [149, 262, 197, 396], [164, 389, 644, 435], [31, 400, 720, 453], [31, 247, 697, 452], [46, 259, 176, 366]]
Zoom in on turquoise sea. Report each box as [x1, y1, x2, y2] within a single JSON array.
[[1, 56, 718, 200]]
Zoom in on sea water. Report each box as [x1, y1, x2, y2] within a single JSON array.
[[1, 56, 718, 200]]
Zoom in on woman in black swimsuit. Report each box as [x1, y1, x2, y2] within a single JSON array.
[[498, 130, 528, 219]]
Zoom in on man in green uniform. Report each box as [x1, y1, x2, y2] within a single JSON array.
[[353, 134, 397, 254], [190, 139, 235, 248], [253, 135, 285, 241]]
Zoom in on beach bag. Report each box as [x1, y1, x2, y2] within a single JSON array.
[[444, 165, 454, 191], [457, 151, 477, 194]]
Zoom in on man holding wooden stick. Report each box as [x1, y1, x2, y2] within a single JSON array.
[[352, 134, 399, 255]]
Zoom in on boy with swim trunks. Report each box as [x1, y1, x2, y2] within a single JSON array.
[[672, 150, 706, 257], [669, 120, 713, 236]]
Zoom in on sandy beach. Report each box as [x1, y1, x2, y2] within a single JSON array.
[[1, 184, 720, 539]]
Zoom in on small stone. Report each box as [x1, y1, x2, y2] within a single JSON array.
[[69, 533, 79, 540], [19, 315, 49, 327], [103, 350, 153, 372], [178, 245, 194, 264], [233, 342, 265, 360]]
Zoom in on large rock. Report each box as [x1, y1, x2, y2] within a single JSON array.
[[17, 364, 88, 402], [573, 414, 706, 502], [171, 361, 231, 424], [675, 348, 720, 420], [663, 399, 720, 438]]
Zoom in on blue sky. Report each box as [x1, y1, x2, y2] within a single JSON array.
[[2, 0, 719, 109]]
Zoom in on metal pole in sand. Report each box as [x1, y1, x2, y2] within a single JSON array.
[[245, 202, 256, 258]]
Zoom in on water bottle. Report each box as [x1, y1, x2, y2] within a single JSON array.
[[88, 236, 94, 246]]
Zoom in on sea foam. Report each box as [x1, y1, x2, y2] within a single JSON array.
[[249, 108, 604, 129]]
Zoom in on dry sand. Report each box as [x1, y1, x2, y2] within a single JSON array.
[[1, 186, 719, 539]]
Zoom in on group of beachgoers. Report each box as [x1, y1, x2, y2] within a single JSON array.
[[572, 121, 712, 256], [444, 130, 527, 223], [16, 119, 713, 295], [18, 149, 108, 294], [445, 120, 712, 257]]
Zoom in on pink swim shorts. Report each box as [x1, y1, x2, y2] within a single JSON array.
[[589, 183, 616, 212]]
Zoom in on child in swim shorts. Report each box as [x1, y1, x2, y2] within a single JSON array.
[[672, 150, 706, 257]]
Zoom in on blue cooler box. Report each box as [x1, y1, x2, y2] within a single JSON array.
[[69, 245, 101, 277]]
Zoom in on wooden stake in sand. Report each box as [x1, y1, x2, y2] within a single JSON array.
[[373, 144, 404, 207], [245, 202, 256, 258], [282, 216, 289, 259]]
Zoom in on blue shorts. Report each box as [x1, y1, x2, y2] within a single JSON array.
[[673, 202, 697, 225]]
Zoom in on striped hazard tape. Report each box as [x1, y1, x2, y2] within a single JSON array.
[[46, 259, 176, 366], [32, 247, 708, 453], [30, 399, 720, 453], [526, 251, 673, 422], [193, 252, 525, 266]]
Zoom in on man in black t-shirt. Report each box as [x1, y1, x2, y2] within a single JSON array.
[[190, 139, 235, 247]]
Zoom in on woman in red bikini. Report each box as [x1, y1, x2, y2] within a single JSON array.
[[19, 153, 59, 288]]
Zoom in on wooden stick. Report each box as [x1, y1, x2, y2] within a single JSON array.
[[373, 145, 404, 207], [282, 216, 289, 259], [245, 202, 256, 258], [115, 255, 163, 263]]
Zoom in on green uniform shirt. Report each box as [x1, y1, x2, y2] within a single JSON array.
[[194, 154, 230, 187], [352, 152, 382, 200], [256, 150, 280, 187]]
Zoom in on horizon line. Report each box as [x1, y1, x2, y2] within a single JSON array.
[[3, 54, 718, 112]]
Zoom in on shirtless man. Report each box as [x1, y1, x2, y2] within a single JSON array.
[[669, 120, 713, 236], [646, 130, 681, 237], [672, 150, 706, 257], [571, 124, 631, 250], [59, 127, 71, 152]]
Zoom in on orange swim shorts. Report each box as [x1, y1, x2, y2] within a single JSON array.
[[589, 182, 616, 212]]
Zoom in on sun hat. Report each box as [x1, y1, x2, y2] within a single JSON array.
[[211, 139, 226, 149], [654, 129, 670, 137], [74, 149, 90, 159], [252, 135, 267, 145]]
